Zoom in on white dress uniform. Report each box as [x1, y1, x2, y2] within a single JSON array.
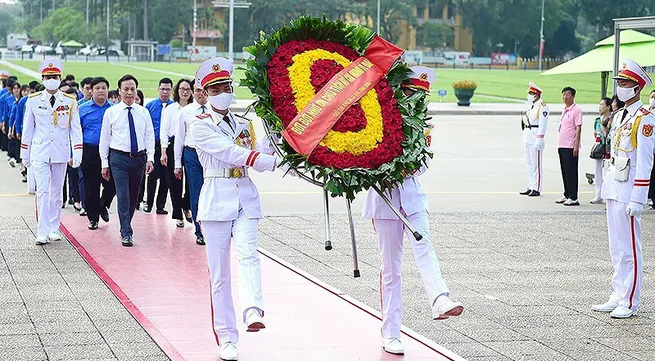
[[174, 100, 208, 169], [20, 59, 82, 244], [362, 67, 462, 350], [598, 59, 654, 318], [522, 82, 549, 194], [189, 58, 279, 352]]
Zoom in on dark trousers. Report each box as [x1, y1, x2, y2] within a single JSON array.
[[146, 140, 168, 210], [165, 139, 185, 220], [66, 165, 80, 202], [183, 147, 203, 238], [78, 168, 86, 208], [0, 125, 7, 151], [558, 148, 579, 200], [109, 149, 146, 239], [648, 163, 655, 203], [138, 174, 145, 204], [7, 138, 19, 160], [81, 144, 116, 222], [183, 173, 191, 211]]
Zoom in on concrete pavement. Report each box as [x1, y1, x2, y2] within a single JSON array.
[[1, 110, 653, 360]]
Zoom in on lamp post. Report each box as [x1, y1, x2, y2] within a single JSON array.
[[213, 0, 251, 61], [538, 0, 545, 71], [377, 0, 380, 34]]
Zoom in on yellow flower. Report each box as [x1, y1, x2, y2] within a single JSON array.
[[452, 80, 477, 90], [288, 50, 383, 155]]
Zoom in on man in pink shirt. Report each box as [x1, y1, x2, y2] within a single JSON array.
[[556, 87, 583, 206]]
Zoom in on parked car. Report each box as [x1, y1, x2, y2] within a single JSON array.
[[34, 45, 55, 55], [20, 44, 35, 53], [98, 48, 125, 57], [79, 45, 99, 56]]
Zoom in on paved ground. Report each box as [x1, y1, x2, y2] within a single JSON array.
[[1, 109, 653, 361]]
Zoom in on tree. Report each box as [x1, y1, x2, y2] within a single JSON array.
[[578, 0, 654, 38], [31, 7, 87, 43], [0, 5, 21, 47], [417, 22, 453, 50]]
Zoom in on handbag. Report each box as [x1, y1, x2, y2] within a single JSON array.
[[590, 143, 605, 159]]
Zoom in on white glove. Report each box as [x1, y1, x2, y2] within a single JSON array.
[[626, 202, 644, 217], [534, 138, 545, 151], [72, 157, 82, 168], [278, 161, 298, 177]]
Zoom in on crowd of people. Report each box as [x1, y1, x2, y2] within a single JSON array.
[[521, 59, 655, 320], [2, 58, 466, 360], [0, 67, 205, 243]]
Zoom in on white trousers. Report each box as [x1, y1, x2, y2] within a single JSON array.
[[606, 199, 643, 310], [202, 210, 264, 345], [523, 141, 543, 192], [373, 211, 449, 339], [27, 165, 36, 194], [594, 159, 604, 200], [32, 161, 67, 237]]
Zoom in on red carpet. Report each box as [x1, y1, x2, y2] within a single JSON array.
[[60, 213, 460, 361]]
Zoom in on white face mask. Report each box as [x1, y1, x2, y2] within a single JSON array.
[[616, 85, 638, 102], [527, 94, 536, 103], [43, 78, 60, 91], [650, 97, 655, 108], [208, 92, 235, 111]]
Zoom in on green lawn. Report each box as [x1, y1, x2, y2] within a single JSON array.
[[6, 60, 653, 104]]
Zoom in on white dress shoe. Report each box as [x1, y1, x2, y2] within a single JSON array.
[[48, 232, 62, 241], [245, 309, 265, 332], [610, 305, 636, 319], [432, 296, 464, 320], [589, 198, 604, 204], [219, 341, 238, 361], [591, 300, 618, 312], [381, 337, 404, 355], [35, 236, 48, 245]]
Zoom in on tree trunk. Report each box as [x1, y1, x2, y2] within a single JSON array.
[[143, 0, 148, 40]]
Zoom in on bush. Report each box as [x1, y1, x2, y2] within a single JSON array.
[[452, 80, 477, 90]]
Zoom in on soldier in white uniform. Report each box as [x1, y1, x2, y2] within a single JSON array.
[[363, 66, 463, 355], [592, 59, 654, 319], [20, 59, 82, 245], [189, 58, 280, 361], [520, 82, 549, 196]]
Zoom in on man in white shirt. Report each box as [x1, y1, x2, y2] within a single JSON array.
[[99, 74, 155, 246], [20, 59, 83, 245], [174, 81, 209, 245]]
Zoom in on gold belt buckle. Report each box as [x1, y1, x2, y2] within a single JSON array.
[[229, 168, 243, 178]]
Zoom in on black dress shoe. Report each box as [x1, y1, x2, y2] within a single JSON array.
[[88, 221, 98, 230], [196, 236, 205, 245], [101, 208, 110, 222], [156, 208, 168, 215], [122, 237, 133, 247], [528, 190, 540, 197], [143, 205, 152, 213], [519, 189, 532, 195]]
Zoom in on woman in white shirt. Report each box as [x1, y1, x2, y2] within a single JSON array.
[[160, 79, 194, 227]]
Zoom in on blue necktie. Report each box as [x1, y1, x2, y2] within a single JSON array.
[[127, 106, 138, 155]]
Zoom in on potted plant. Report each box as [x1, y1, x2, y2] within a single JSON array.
[[452, 80, 477, 106]]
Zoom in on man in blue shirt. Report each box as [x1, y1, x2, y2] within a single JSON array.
[[80, 77, 116, 230], [0, 76, 17, 153], [78, 77, 93, 107], [12, 81, 39, 182], [144, 78, 174, 214]]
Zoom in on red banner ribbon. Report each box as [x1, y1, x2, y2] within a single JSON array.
[[281, 36, 404, 157]]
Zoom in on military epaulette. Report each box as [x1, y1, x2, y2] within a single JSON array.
[[196, 113, 212, 119], [29, 91, 42, 98], [63, 93, 77, 100]]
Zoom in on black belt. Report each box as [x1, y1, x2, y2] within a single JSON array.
[[110, 148, 146, 158], [184, 146, 196, 152], [527, 125, 539, 129]]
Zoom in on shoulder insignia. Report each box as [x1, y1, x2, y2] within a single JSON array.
[[234, 114, 251, 123], [63, 93, 76, 99], [640, 107, 651, 115], [29, 91, 42, 98], [196, 113, 212, 119], [643, 123, 653, 138], [543, 110, 548, 117]]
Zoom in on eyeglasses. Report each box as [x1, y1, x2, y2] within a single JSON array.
[[179, 87, 191, 92]]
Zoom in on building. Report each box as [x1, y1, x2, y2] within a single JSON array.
[[405, 1, 472, 53]]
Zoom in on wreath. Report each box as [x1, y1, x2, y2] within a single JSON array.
[[242, 16, 431, 200]]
